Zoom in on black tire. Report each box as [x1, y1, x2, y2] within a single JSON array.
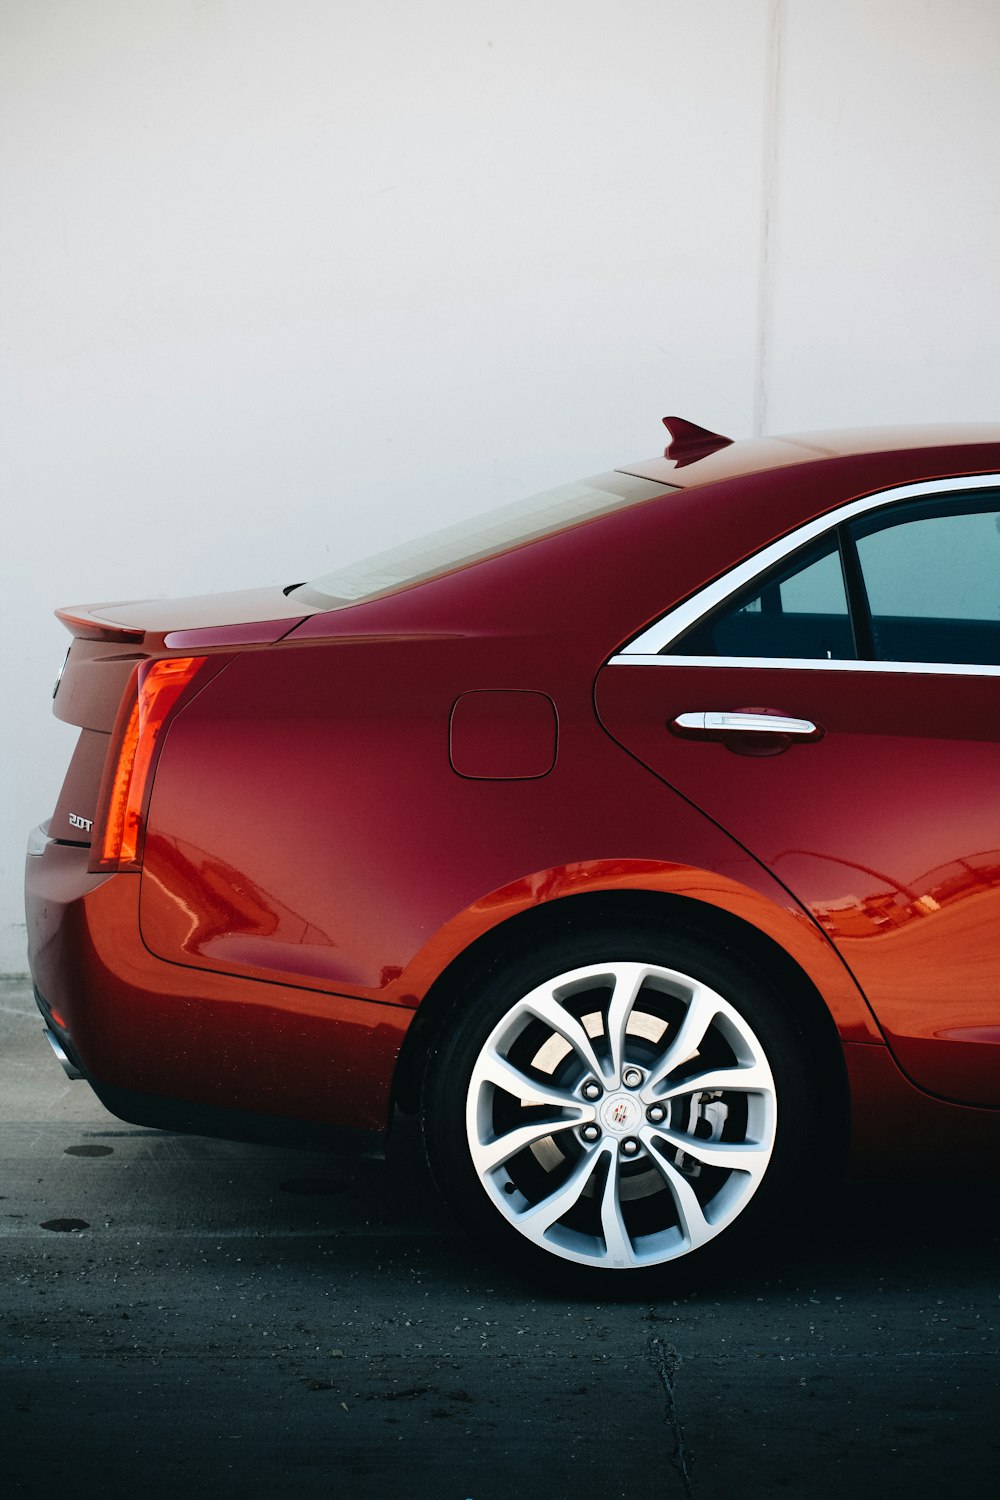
[[422, 924, 824, 1291]]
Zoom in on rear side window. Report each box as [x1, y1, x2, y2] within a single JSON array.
[[852, 499, 1000, 665], [671, 536, 856, 660], [668, 490, 1000, 668]]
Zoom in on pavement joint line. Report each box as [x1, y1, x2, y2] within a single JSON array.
[[648, 1331, 694, 1499]]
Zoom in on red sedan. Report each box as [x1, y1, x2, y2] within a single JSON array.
[[25, 418, 1000, 1285]]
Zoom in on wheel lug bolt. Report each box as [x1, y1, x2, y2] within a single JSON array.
[[623, 1067, 643, 1088], [620, 1137, 640, 1157], [581, 1080, 602, 1100], [646, 1104, 666, 1124], [581, 1123, 601, 1143]]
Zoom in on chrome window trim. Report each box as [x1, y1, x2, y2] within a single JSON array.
[[619, 473, 1000, 660], [608, 653, 1000, 677]]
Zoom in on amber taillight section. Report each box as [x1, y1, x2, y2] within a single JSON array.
[[91, 656, 207, 872]]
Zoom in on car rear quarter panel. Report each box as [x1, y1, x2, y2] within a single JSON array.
[[25, 840, 408, 1129], [137, 626, 882, 1046]]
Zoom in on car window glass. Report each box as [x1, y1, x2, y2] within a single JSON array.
[[292, 472, 675, 607], [853, 500, 1000, 665], [670, 537, 855, 659]]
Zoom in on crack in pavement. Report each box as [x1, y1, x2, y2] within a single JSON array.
[[648, 1333, 694, 1498]]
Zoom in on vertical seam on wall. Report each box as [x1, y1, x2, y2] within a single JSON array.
[[754, 0, 783, 437]]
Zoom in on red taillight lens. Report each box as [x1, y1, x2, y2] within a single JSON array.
[[92, 655, 207, 872]]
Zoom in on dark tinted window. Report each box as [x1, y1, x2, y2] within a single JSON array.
[[671, 536, 855, 660]]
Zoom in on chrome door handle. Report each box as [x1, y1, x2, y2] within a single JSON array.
[[672, 711, 821, 737]]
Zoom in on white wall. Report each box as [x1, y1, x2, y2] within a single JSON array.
[[766, 0, 1000, 430], [1, 0, 998, 972]]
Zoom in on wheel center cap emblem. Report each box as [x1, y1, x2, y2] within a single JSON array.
[[600, 1093, 641, 1135]]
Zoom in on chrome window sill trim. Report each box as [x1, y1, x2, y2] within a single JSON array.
[[608, 654, 1000, 677], [622, 473, 1000, 657]]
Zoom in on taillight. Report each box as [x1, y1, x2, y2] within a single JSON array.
[[91, 655, 207, 872]]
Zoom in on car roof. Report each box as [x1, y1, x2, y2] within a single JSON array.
[[617, 423, 1000, 489]]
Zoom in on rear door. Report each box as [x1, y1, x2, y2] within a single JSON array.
[[595, 477, 1000, 1107]]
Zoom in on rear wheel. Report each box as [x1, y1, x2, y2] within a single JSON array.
[[422, 927, 820, 1287]]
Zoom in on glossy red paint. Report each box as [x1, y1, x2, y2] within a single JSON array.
[[661, 414, 734, 467], [138, 657, 881, 1024], [449, 690, 558, 779], [25, 841, 407, 1130], [25, 422, 1000, 1242]]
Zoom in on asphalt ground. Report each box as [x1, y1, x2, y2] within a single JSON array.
[[1, 976, 998, 1499]]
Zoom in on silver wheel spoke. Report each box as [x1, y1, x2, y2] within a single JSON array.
[[642, 982, 719, 1094], [476, 1048, 589, 1114], [650, 1125, 771, 1177], [519, 988, 605, 1081], [645, 1137, 715, 1249], [604, 962, 650, 1087], [518, 1141, 604, 1234], [654, 1059, 773, 1102], [473, 1113, 583, 1175], [598, 1145, 636, 1265]]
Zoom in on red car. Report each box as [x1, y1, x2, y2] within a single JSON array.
[[25, 418, 1000, 1286]]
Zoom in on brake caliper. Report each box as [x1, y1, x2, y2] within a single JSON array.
[[675, 1091, 729, 1178]]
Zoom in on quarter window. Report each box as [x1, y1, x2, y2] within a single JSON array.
[[671, 537, 855, 660]]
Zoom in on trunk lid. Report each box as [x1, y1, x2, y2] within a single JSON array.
[[49, 586, 313, 847]]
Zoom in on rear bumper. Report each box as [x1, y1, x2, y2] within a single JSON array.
[[37, 1000, 86, 1080], [25, 827, 409, 1137], [26, 826, 112, 1055]]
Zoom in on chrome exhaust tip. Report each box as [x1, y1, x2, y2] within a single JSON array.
[[43, 1027, 84, 1080]]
